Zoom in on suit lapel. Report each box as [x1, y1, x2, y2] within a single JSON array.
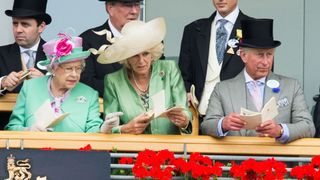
[[228, 71, 247, 136], [221, 11, 246, 69], [6, 43, 23, 73], [35, 38, 47, 74], [197, 13, 216, 77], [229, 70, 247, 113], [264, 72, 281, 105]]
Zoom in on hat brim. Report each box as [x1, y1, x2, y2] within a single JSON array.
[[38, 51, 90, 67], [97, 17, 166, 64], [5, 9, 52, 24], [237, 40, 281, 49]]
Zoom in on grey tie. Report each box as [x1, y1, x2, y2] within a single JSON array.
[[25, 50, 36, 68], [216, 19, 228, 64]]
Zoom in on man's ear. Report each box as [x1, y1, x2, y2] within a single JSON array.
[[239, 48, 247, 64], [38, 21, 46, 34]]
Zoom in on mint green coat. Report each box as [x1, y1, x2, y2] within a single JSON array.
[[104, 60, 191, 134], [5, 76, 103, 132]]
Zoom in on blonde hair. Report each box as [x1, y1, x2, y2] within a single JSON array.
[[120, 42, 164, 69]]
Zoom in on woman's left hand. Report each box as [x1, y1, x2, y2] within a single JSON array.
[[167, 109, 188, 129]]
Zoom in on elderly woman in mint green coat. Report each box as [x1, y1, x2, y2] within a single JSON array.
[[96, 18, 192, 134], [5, 34, 105, 132]]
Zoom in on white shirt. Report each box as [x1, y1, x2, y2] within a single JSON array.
[[19, 39, 40, 65], [108, 19, 122, 38]]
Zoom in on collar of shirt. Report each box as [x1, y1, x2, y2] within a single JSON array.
[[215, 6, 240, 28], [108, 19, 122, 38], [19, 39, 40, 53], [214, 6, 239, 41], [19, 39, 40, 64], [244, 69, 266, 85]]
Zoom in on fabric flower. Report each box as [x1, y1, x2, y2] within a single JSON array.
[[54, 38, 74, 58]]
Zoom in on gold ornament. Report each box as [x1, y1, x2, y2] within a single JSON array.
[[6, 154, 32, 180]]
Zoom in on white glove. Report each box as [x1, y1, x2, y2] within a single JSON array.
[[24, 124, 48, 132], [100, 112, 123, 133]]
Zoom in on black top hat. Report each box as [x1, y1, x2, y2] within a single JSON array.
[[5, 0, 52, 25], [99, 0, 142, 2], [237, 19, 281, 48]]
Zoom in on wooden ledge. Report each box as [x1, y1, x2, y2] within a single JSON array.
[[0, 131, 319, 156]]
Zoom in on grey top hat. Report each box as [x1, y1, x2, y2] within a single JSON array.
[[5, 0, 52, 24]]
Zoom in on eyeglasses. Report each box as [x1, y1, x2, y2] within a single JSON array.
[[59, 65, 84, 74]]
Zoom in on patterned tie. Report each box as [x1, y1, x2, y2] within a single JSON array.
[[248, 81, 263, 111], [25, 50, 36, 68], [216, 19, 228, 64]]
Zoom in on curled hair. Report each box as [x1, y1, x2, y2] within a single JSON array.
[[120, 42, 164, 69]]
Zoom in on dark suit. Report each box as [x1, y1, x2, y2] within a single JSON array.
[[0, 38, 47, 93], [178, 11, 252, 101], [80, 21, 122, 97]]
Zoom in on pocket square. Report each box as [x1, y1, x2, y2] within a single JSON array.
[[277, 97, 289, 108]]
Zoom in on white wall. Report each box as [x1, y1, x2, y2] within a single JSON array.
[[0, 0, 14, 45]]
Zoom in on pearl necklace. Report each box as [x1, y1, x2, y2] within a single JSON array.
[[132, 71, 149, 94]]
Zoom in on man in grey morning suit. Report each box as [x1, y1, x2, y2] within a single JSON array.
[[201, 19, 315, 143]]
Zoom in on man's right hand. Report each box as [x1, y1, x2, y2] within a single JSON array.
[[1, 71, 24, 91], [222, 113, 246, 132]]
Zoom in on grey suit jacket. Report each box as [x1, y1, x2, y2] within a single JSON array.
[[201, 70, 315, 142]]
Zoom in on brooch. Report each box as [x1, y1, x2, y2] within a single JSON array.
[[266, 79, 280, 93], [76, 96, 87, 103]]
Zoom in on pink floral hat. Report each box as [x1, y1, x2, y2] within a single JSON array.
[[38, 33, 90, 67]]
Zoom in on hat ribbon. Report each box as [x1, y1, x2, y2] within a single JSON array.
[[89, 29, 115, 55]]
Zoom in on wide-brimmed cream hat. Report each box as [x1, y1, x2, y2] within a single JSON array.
[[97, 17, 166, 64]]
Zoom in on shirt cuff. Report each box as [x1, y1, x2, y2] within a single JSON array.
[[217, 117, 229, 137], [276, 123, 289, 143], [0, 76, 7, 90]]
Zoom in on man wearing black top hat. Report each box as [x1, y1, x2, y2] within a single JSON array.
[[80, 0, 143, 97], [0, 0, 51, 129], [201, 19, 315, 143], [0, 0, 50, 95]]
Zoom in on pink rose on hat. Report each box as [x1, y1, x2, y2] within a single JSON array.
[[54, 38, 74, 58]]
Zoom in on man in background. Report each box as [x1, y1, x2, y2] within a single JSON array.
[[80, 0, 142, 97], [178, 0, 252, 120], [0, 0, 51, 130], [201, 19, 315, 143], [0, 0, 50, 95]]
